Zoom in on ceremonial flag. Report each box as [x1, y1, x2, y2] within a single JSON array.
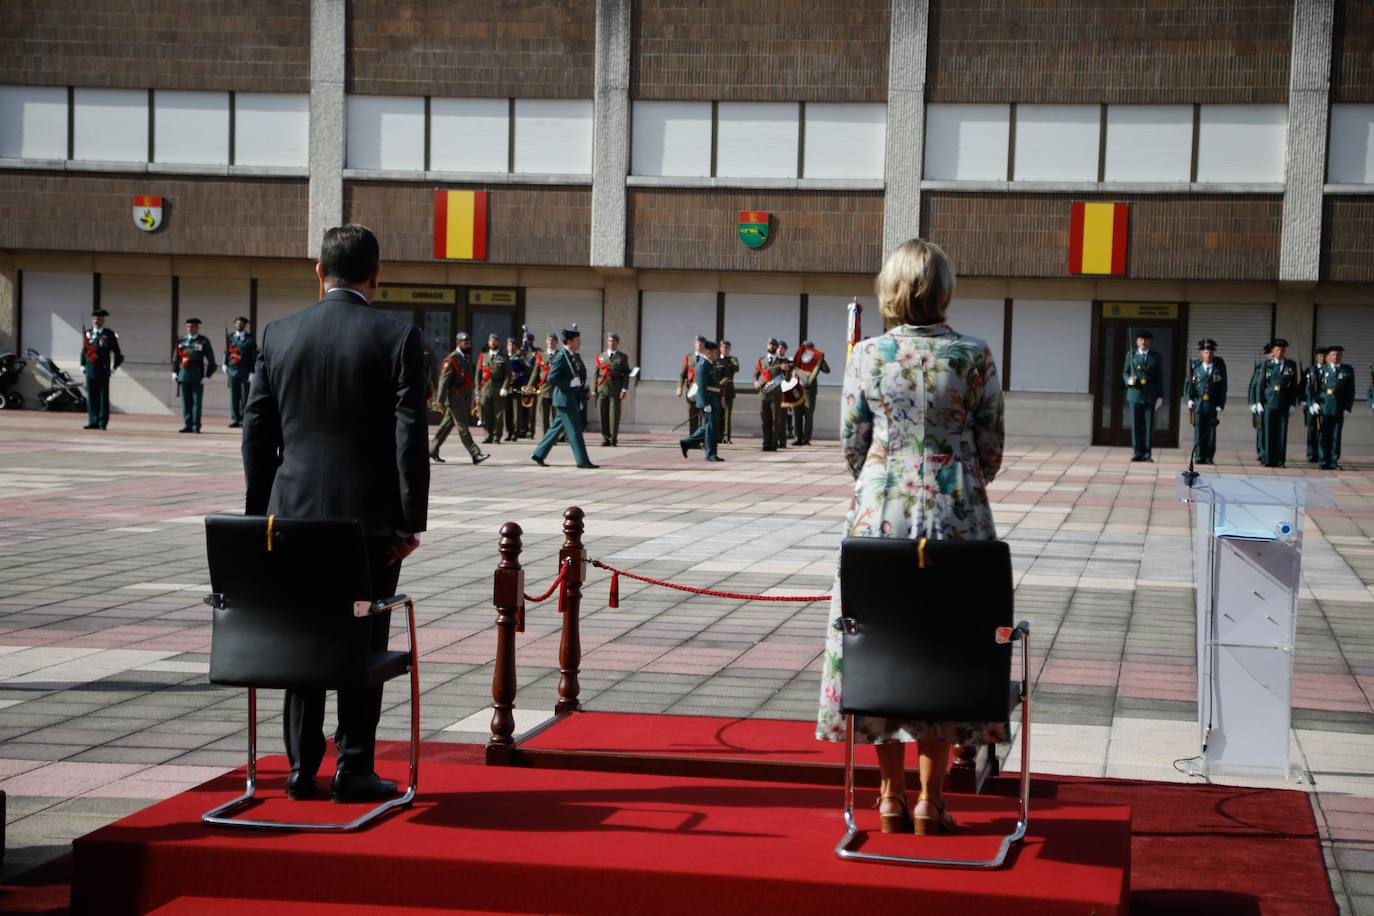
[[433, 190, 488, 260], [846, 297, 863, 364], [1067, 201, 1128, 275]]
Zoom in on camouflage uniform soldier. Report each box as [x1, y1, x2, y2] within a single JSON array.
[[716, 340, 740, 444], [476, 333, 509, 444], [429, 332, 489, 466], [595, 332, 631, 446]]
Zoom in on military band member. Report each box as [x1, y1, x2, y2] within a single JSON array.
[[1256, 338, 1299, 468], [80, 308, 123, 429], [521, 333, 540, 438], [1313, 344, 1355, 470], [1185, 339, 1226, 465], [676, 335, 706, 435], [679, 340, 724, 462], [1122, 330, 1163, 462], [477, 333, 508, 443], [224, 316, 257, 429], [754, 337, 786, 451], [503, 337, 529, 442], [531, 326, 597, 469], [1303, 348, 1329, 463], [716, 340, 740, 444], [172, 317, 216, 433], [777, 340, 794, 443], [429, 332, 489, 466], [595, 332, 631, 447], [537, 334, 558, 434], [792, 339, 830, 445]]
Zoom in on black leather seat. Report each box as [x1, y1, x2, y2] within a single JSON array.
[[202, 514, 420, 831], [834, 536, 1031, 868]]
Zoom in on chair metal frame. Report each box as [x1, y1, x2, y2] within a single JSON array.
[[200, 594, 421, 831], [836, 620, 1031, 868]]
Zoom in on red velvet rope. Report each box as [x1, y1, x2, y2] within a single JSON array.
[[523, 560, 569, 604], [591, 559, 830, 607], [517, 560, 571, 633]]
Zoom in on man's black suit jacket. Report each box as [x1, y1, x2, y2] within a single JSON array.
[[242, 288, 429, 539]]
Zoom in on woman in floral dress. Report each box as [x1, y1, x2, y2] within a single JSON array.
[[815, 238, 1006, 834]]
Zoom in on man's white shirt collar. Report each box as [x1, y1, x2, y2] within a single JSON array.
[[326, 287, 369, 303]]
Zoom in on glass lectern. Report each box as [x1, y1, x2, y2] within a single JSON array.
[[1177, 474, 1331, 780]]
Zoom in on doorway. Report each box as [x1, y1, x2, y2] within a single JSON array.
[[1092, 302, 1188, 449]]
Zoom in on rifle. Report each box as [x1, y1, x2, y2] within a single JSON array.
[[1187, 358, 1197, 428]]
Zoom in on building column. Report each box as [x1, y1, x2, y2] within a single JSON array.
[[0, 253, 16, 354], [602, 272, 639, 421], [308, 0, 347, 258], [590, 0, 632, 268], [1279, 0, 1335, 282], [882, 0, 929, 257]]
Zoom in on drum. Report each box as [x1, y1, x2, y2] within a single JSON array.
[[780, 377, 806, 409]]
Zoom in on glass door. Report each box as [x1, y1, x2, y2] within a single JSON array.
[[1092, 302, 1186, 449]]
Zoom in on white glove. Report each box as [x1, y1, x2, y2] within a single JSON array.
[[1288, 405, 1294, 413], [619, 390, 626, 400], [222, 364, 229, 373], [704, 405, 712, 414], [1217, 406, 1223, 412], [171, 373, 178, 382], [1154, 398, 1162, 410], [201, 377, 209, 386], [499, 387, 509, 397], [1311, 404, 1320, 415], [1251, 403, 1261, 414], [569, 377, 583, 388], [248, 372, 256, 383], [1187, 400, 1195, 409]]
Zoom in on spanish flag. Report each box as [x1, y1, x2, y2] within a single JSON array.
[[1068, 202, 1128, 275], [433, 190, 488, 260]]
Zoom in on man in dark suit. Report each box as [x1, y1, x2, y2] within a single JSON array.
[[242, 224, 429, 803], [1121, 330, 1163, 461]]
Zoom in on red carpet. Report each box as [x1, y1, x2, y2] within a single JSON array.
[[73, 751, 1129, 916]]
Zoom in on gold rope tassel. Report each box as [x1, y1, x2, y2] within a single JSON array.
[[917, 536, 927, 569], [265, 515, 275, 552]]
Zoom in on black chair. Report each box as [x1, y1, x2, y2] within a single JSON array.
[[834, 535, 1030, 868], [201, 514, 420, 830]]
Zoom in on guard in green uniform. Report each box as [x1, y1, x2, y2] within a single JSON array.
[[429, 332, 489, 466], [1313, 344, 1355, 470], [172, 317, 216, 433], [679, 340, 724, 462], [531, 326, 597, 469], [1122, 330, 1163, 462], [1257, 338, 1299, 468], [476, 333, 509, 444], [1302, 348, 1328, 462], [1185, 339, 1227, 465], [1247, 343, 1272, 464], [224, 315, 257, 429], [716, 340, 740, 444], [80, 308, 123, 429], [595, 332, 631, 447]]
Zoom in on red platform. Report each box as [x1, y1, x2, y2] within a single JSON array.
[[73, 750, 1130, 916]]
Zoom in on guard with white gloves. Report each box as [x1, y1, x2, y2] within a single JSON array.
[[1255, 338, 1300, 468], [1185, 339, 1227, 465], [224, 316, 257, 429], [1314, 344, 1356, 470], [1121, 329, 1164, 462], [172, 317, 216, 434], [679, 340, 724, 463]]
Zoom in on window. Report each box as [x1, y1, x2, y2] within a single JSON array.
[[525, 288, 604, 358], [1014, 105, 1099, 182], [514, 99, 593, 174], [640, 292, 716, 381], [947, 298, 1006, 374], [73, 88, 148, 163], [1196, 105, 1286, 183], [0, 85, 67, 160], [1008, 300, 1090, 393], [803, 103, 885, 180], [724, 294, 801, 365], [235, 93, 309, 168], [154, 91, 229, 166], [346, 95, 424, 171], [923, 104, 1010, 181], [805, 295, 858, 385], [631, 101, 712, 177], [1104, 105, 1192, 182], [717, 102, 798, 179], [431, 98, 509, 173], [1329, 104, 1374, 185]]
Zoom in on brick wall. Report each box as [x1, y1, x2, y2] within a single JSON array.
[[627, 189, 883, 273], [0, 1, 309, 92], [348, 0, 596, 98], [926, 0, 1293, 104], [1323, 197, 1374, 282], [632, 0, 890, 102], [921, 193, 1283, 281], [344, 182, 591, 266], [0, 172, 308, 257], [1332, 0, 1374, 103]]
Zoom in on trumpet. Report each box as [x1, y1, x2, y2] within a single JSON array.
[[519, 385, 539, 409]]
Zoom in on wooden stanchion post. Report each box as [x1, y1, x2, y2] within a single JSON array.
[[487, 522, 524, 765], [556, 506, 585, 716]]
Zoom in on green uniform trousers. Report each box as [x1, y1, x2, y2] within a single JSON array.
[[1193, 411, 1219, 463], [680, 400, 720, 460], [532, 402, 591, 466], [229, 374, 250, 425], [1261, 408, 1289, 466], [181, 382, 204, 431], [85, 373, 110, 428], [1130, 402, 1154, 458], [431, 400, 481, 460], [1318, 414, 1344, 469]]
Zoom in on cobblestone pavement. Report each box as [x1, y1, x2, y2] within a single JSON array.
[[1, 411, 1371, 911]]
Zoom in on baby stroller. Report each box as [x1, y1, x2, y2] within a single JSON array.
[[0, 352, 25, 409], [25, 348, 87, 412]]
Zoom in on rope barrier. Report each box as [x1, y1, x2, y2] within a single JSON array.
[[590, 559, 831, 607], [517, 559, 571, 633]]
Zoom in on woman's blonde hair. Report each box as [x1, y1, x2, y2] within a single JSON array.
[[875, 238, 956, 328]]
